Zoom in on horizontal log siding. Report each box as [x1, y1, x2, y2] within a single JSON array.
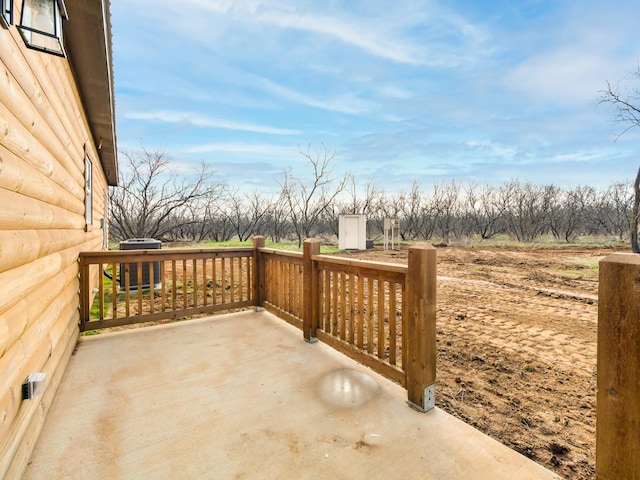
[[0, 18, 110, 479], [79, 249, 255, 331]]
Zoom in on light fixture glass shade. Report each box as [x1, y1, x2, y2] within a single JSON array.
[[18, 0, 67, 57], [1, 0, 13, 28]]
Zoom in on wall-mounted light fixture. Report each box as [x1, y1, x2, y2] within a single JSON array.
[[22, 372, 47, 400], [1, 0, 13, 28], [18, 0, 67, 57]]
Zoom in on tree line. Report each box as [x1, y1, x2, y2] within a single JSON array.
[[109, 145, 634, 247]]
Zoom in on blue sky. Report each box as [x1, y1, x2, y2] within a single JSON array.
[[111, 0, 640, 192]]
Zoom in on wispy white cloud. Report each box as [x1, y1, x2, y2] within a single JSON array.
[[252, 76, 371, 115], [548, 151, 604, 163], [177, 0, 491, 68], [462, 140, 518, 160], [504, 47, 622, 105], [379, 85, 414, 100], [183, 0, 423, 65], [503, 5, 640, 105], [112, 0, 640, 190], [125, 110, 300, 136], [183, 142, 298, 159]]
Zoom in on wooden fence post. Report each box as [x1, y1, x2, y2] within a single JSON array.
[[597, 253, 640, 479], [303, 238, 321, 342], [252, 236, 266, 309], [405, 243, 437, 412]]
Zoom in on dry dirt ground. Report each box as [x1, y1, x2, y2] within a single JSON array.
[[336, 244, 616, 480]]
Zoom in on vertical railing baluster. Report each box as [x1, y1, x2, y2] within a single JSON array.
[[377, 279, 385, 359], [212, 257, 217, 305], [98, 262, 105, 321], [137, 262, 143, 315], [367, 278, 374, 354], [389, 282, 397, 366], [149, 261, 155, 314], [230, 257, 236, 304], [171, 260, 177, 311], [348, 274, 355, 344], [339, 272, 346, 340], [112, 262, 118, 320], [357, 275, 364, 348], [203, 258, 208, 306], [160, 261, 166, 312]]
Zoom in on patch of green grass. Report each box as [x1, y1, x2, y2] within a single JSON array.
[[457, 234, 629, 249], [196, 239, 339, 254], [81, 329, 101, 336], [320, 246, 341, 254], [568, 257, 601, 271], [198, 239, 254, 248], [545, 257, 602, 279], [89, 265, 115, 319], [547, 268, 588, 279]]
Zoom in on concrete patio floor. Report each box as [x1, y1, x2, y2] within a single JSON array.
[[23, 310, 560, 479]]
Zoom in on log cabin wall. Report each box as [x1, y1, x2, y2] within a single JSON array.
[[0, 1, 117, 477]]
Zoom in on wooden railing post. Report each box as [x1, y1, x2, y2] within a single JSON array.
[[78, 254, 90, 332], [253, 236, 266, 309], [303, 238, 321, 342], [597, 253, 640, 479], [405, 243, 437, 412]]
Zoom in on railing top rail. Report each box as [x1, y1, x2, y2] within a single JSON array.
[[79, 247, 255, 264], [312, 254, 408, 275], [258, 248, 304, 259]]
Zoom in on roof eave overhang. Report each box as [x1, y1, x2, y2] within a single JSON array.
[[64, 0, 118, 186]]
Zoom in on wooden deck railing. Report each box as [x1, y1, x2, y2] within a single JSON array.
[[79, 248, 254, 331], [79, 237, 436, 410], [313, 253, 408, 385], [258, 248, 304, 328], [254, 236, 437, 411]]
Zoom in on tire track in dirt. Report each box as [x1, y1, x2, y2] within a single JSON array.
[[438, 277, 597, 374], [436, 276, 598, 479]]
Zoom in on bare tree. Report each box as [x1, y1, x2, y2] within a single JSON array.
[[633, 167, 640, 250], [343, 175, 380, 216], [599, 68, 640, 251], [278, 143, 348, 247], [404, 181, 434, 240], [377, 192, 404, 238], [318, 173, 356, 240], [432, 180, 461, 243], [264, 192, 291, 242], [109, 148, 221, 241], [595, 182, 633, 240], [322, 175, 382, 240], [216, 187, 274, 242], [502, 180, 549, 242], [206, 211, 235, 242], [546, 185, 596, 243], [463, 182, 506, 240]]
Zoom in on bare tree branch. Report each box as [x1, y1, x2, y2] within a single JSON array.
[[599, 67, 640, 251], [109, 148, 221, 241], [277, 143, 349, 246]]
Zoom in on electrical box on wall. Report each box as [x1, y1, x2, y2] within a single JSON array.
[[22, 372, 47, 400]]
